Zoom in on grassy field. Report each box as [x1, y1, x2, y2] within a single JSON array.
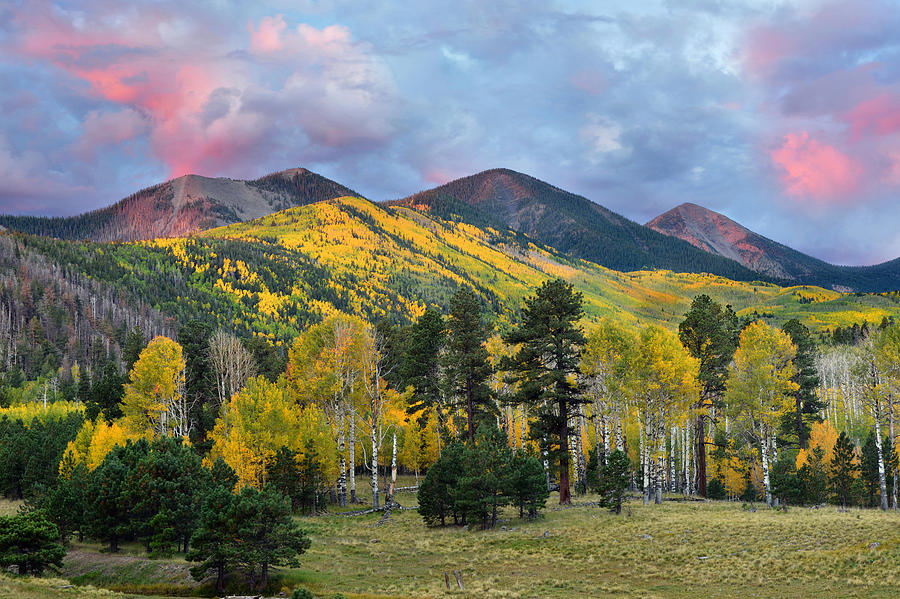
[[5, 492, 900, 599]]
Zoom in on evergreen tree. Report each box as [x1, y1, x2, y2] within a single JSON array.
[[123, 326, 146, 374], [830, 431, 859, 508], [861, 431, 895, 508], [187, 484, 238, 594], [418, 442, 466, 527], [91, 362, 125, 422], [455, 425, 511, 529], [598, 449, 630, 514], [443, 288, 494, 443], [678, 295, 739, 498], [798, 446, 828, 505], [123, 437, 204, 555], [0, 510, 66, 575], [402, 308, 445, 426], [177, 319, 214, 448], [244, 336, 286, 383], [230, 485, 311, 592], [780, 319, 822, 448], [38, 462, 88, 543], [503, 279, 586, 504], [266, 446, 302, 512], [296, 439, 325, 515], [770, 452, 804, 507], [84, 453, 130, 552], [507, 451, 549, 519]]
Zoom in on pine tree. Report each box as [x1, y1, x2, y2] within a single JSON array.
[[507, 451, 549, 519], [455, 425, 512, 529], [781, 319, 822, 448], [402, 309, 445, 426], [0, 510, 66, 575], [503, 279, 586, 505], [266, 446, 301, 512], [678, 295, 739, 497], [187, 484, 238, 595], [830, 431, 859, 508], [443, 287, 494, 443], [418, 442, 466, 527], [230, 485, 311, 591], [598, 449, 630, 514]]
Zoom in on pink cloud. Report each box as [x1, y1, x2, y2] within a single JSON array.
[[5, 4, 397, 179], [844, 93, 900, 140], [248, 15, 287, 53], [770, 132, 863, 201]]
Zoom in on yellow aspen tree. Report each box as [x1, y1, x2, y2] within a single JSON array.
[[725, 321, 798, 507], [631, 325, 699, 504], [121, 336, 188, 438]]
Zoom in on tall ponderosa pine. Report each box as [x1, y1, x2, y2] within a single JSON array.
[[781, 319, 822, 448], [402, 308, 445, 426], [503, 279, 586, 504], [444, 288, 494, 443], [678, 294, 739, 497]]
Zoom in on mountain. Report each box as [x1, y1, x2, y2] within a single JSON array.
[[0, 168, 360, 242], [647, 203, 900, 292], [18, 195, 900, 354], [389, 169, 763, 282]]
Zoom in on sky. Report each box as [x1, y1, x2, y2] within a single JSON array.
[[1, 0, 899, 265]]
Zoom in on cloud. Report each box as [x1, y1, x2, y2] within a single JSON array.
[[2, 0, 900, 265], [770, 132, 863, 201]]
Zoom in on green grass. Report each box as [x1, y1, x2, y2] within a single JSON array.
[[285, 496, 900, 599], [5, 496, 900, 598]]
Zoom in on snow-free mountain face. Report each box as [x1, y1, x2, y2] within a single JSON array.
[[646, 202, 900, 292], [391, 169, 760, 281], [646, 203, 804, 280], [0, 168, 360, 242]]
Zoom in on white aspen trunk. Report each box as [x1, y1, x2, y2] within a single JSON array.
[[615, 413, 623, 453], [640, 412, 649, 504], [387, 431, 398, 504], [761, 428, 772, 508], [655, 415, 663, 504], [577, 403, 587, 491], [348, 411, 357, 503], [371, 421, 379, 509], [603, 416, 610, 459], [519, 404, 526, 451], [338, 410, 347, 506], [592, 401, 601, 456], [891, 401, 898, 510], [875, 398, 888, 510], [669, 426, 677, 493]]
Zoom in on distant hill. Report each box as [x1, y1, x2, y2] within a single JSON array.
[[0, 168, 360, 242], [647, 203, 900, 292], [389, 168, 763, 281]]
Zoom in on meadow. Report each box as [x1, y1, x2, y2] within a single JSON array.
[[5, 487, 900, 599]]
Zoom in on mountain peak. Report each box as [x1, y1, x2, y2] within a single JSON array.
[[0, 167, 359, 242], [647, 203, 806, 280]]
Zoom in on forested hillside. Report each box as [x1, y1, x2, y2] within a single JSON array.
[[8, 195, 900, 355], [0, 233, 171, 394]]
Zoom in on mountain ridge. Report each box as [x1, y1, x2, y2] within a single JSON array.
[[646, 202, 900, 292], [0, 168, 360, 242], [389, 168, 765, 282]]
